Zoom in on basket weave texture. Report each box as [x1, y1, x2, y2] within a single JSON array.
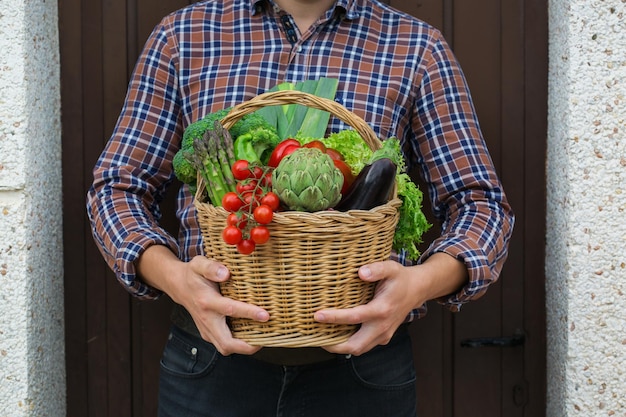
[[195, 90, 401, 347]]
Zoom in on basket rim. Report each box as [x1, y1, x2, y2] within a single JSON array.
[[194, 195, 402, 224]]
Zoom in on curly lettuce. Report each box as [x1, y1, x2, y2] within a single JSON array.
[[298, 130, 373, 175], [369, 137, 432, 260]]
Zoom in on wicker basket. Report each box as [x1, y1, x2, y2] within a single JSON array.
[[194, 90, 402, 347]]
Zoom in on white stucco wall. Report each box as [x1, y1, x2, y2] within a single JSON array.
[[0, 0, 65, 416], [547, 0, 626, 415]]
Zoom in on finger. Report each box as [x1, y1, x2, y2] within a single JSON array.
[[211, 295, 270, 322], [358, 260, 399, 282], [189, 256, 230, 283], [314, 304, 371, 325], [197, 314, 262, 356], [323, 323, 394, 356], [220, 338, 263, 356]]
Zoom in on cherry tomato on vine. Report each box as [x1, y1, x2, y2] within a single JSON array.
[[222, 225, 243, 245], [226, 212, 239, 226], [226, 212, 247, 229], [241, 191, 260, 211], [260, 192, 280, 211], [231, 160, 251, 181], [250, 166, 265, 180], [236, 179, 258, 194], [260, 171, 273, 187], [253, 204, 274, 225], [236, 239, 256, 255], [250, 226, 270, 244], [222, 191, 244, 212]]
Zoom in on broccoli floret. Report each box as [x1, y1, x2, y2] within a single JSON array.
[[174, 108, 232, 186], [181, 108, 232, 152], [229, 112, 275, 139], [231, 113, 281, 164], [172, 150, 197, 185], [233, 128, 281, 165]]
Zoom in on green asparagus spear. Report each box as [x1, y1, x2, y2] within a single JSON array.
[[193, 137, 228, 205], [205, 129, 236, 192]]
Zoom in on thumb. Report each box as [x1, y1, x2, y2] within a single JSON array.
[[358, 260, 400, 282]]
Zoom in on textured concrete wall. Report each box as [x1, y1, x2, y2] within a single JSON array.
[[0, 0, 65, 416], [547, 0, 626, 415]]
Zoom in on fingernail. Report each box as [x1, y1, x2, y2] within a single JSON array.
[[360, 266, 372, 279], [216, 266, 228, 280], [256, 311, 269, 321], [315, 312, 326, 321]]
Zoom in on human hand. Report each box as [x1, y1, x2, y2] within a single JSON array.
[[168, 256, 270, 356], [314, 260, 421, 356], [137, 246, 269, 356], [314, 253, 467, 356]]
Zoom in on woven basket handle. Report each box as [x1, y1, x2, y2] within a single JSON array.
[[195, 90, 388, 202], [220, 90, 382, 151]]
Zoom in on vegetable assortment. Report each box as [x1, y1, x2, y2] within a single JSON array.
[[176, 81, 431, 258]]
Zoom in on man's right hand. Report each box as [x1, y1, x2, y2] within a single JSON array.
[[136, 245, 270, 355]]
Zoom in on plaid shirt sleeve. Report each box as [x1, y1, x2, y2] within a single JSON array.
[[86, 21, 182, 299], [402, 32, 515, 316]]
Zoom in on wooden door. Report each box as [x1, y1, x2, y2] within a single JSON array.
[[392, 1, 548, 416], [60, 0, 547, 416]]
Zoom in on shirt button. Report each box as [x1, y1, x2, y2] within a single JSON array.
[[191, 347, 198, 356], [297, 46, 303, 53]]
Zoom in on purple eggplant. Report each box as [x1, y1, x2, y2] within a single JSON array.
[[333, 158, 396, 211]]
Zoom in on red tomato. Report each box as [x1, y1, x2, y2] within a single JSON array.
[[268, 139, 300, 167], [226, 212, 247, 229], [325, 147, 345, 161], [236, 239, 256, 255], [222, 192, 244, 212], [231, 160, 251, 180], [236, 179, 258, 194], [253, 204, 274, 225], [226, 212, 240, 226], [241, 191, 260, 211], [333, 159, 356, 194], [251, 166, 265, 180], [303, 140, 327, 152], [260, 192, 280, 211], [222, 225, 243, 245], [250, 226, 270, 244], [260, 171, 273, 187]]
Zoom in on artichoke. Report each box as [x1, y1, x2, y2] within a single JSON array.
[[272, 148, 343, 211]]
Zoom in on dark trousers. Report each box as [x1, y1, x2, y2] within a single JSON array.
[[158, 324, 417, 417]]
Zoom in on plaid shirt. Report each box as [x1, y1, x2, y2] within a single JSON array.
[[87, 0, 514, 320]]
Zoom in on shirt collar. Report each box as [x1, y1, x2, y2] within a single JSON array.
[[250, 0, 359, 20]]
